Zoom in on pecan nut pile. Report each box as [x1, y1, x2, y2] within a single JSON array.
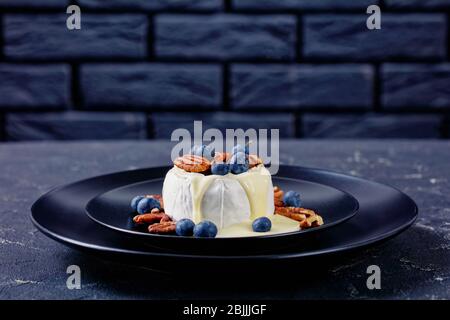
[[148, 221, 176, 234], [133, 212, 168, 225], [132, 203, 176, 234], [273, 186, 324, 229], [174, 154, 211, 173]]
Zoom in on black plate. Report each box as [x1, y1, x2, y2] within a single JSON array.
[[30, 166, 417, 271], [85, 177, 359, 253]]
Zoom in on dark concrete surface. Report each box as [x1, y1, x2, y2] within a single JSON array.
[[0, 140, 449, 299]]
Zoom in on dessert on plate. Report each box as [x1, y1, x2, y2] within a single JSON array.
[[129, 145, 323, 238]]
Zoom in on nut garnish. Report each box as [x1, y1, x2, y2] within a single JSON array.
[[273, 186, 323, 229], [214, 152, 231, 163], [248, 154, 263, 168], [133, 212, 166, 225], [273, 186, 284, 207], [300, 214, 324, 229], [275, 206, 324, 229], [174, 154, 211, 173], [273, 186, 324, 229], [275, 206, 307, 221], [160, 214, 172, 222], [148, 221, 176, 234]]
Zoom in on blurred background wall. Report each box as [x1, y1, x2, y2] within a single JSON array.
[[0, 0, 449, 141]]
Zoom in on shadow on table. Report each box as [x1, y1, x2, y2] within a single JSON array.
[[61, 225, 448, 299]]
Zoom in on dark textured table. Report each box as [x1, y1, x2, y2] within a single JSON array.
[[0, 140, 449, 300]]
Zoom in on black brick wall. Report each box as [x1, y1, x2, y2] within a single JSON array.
[[0, 0, 449, 141]]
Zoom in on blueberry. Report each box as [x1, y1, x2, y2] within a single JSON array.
[[130, 195, 145, 212], [229, 152, 249, 174], [176, 219, 196, 236], [252, 217, 272, 232], [232, 144, 249, 155], [211, 162, 230, 175], [136, 197, 161, 214], [193, 220, 218, 238], [283, 190, 301, 207], [190, 144, 215, 161], [230, 163, 248, 174]]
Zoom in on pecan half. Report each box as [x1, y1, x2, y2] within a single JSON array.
[[148, 221, 176, 234], [300, 215, 324, 229], [174, 155, 211, 173], [275, 206, 307, 221], [214, 152, 231, 163], [133, 213, 166, 225], [160, 214, 172, 222], [248, 154, 263, 168], [273, 186, 284, 207]]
